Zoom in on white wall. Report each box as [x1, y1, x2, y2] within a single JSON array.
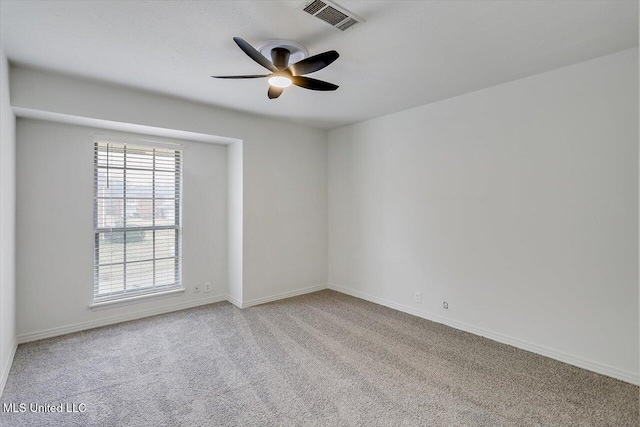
[[10, 66, 328, 309], [241, 129, 328, 304], [0, 48, 16, 395], [16, 119, 228, 338], [328, 48, 639, 384], [227, 140, 243, 306]]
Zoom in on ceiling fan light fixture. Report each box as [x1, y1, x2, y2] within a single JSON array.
[[268, 75, 292, 88]]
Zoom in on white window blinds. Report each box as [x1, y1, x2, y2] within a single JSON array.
[[94, 140, 183, 302]]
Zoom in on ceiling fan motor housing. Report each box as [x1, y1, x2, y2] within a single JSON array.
[[256, 40, 309, 66], [271, 47, 291, 69]]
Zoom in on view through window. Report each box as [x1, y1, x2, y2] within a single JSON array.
[[93, 140, 182, 302]]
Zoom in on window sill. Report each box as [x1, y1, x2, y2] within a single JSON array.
[[90, 287, 185, 311]]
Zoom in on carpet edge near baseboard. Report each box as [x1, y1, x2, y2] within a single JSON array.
[[15, 284, 331, 344], [16, 294, 228, 344], [327, 283, 639, 386], [241, 284, 329, 308], [14, 282, 639, 386], [0, 339, 17, 398]]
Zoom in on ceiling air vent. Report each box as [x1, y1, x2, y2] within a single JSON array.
[[301, 0, 364, 31]]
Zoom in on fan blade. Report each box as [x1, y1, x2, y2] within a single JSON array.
[[286, 50, 339, 76], [268, 86, 284, 99], [291, 76, 338, 91], [233, 37, 278, 73], [212, 75, 269, 79]]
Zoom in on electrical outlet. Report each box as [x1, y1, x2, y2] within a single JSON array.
[[443, 301, 448, 309], [194, 285, 200, 293], [204, 282, 211, 293], [414, 292, 421, 303]]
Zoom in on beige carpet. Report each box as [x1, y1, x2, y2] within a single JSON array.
[[1, 290, 638, 426]]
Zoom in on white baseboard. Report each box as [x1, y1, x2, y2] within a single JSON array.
[[240, 284, 328, 308], [226, 295, 243, 309], [17, 294, 228, 344], [0, 339, 17, 398], [15, 285, 330, 344], [328, 284, 639, 386], [9, 284, 637, 386]]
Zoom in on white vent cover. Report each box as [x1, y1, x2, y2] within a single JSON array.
[[301, 0, 364, 31]]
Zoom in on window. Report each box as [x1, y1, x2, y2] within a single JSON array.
[[93, 139, 183, 303]]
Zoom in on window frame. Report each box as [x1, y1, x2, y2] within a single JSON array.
[[92, 137, 184, 305]]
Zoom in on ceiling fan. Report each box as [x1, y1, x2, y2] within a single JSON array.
[[212, 37, 339, 99]]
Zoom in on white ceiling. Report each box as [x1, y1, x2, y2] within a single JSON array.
[[1, 1, 637, 129]]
